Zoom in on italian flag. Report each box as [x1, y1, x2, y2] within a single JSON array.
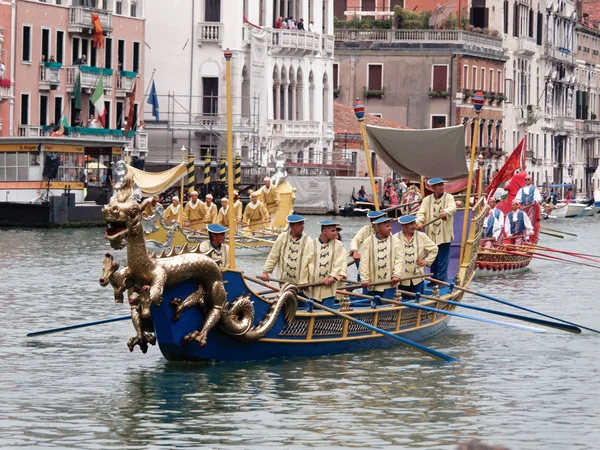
[[91, 76, 106, 127]]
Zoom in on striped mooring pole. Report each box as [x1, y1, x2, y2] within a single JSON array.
[[219, 156, 227, 182], [234, 154, 241, 184], [203, 152, 211, 186], [187, 147, 195, 194]]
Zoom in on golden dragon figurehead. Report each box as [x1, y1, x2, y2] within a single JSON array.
[[102, 172, 152, 250]]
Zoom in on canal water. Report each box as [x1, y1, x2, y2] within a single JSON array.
[[1, 216, 599, 449]]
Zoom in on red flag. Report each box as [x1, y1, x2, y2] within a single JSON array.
[[485, 137, 527, 198], [123, 80, 137, 134], [91, 14, 104, 49]]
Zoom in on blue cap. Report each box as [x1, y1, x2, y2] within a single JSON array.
[[373, 217, 392, 225], [367, 211, 386, 219], [207, 224, 228, 234], [318, 220, 339, 227], [398, 215, 417, 225], [427, 177, 446, 186], [287, 214, 305, 224]]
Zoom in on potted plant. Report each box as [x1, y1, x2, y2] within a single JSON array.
[[364, 89, 385, 98], [333, 88, 340, 98]]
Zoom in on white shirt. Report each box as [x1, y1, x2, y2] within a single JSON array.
[[504, 210, 534, 237], [490, 207, 504, 226], [515, 185, 542, 205], [308, 22, 315, 32], [483, 215, 502, 240]]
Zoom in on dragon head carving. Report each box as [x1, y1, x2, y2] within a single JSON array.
[[102, 172, 152, 250]]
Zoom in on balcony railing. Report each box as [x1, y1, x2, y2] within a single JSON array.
[[0, 78, 11, 100], [586, 157, 599, 171], [197, 22, 223, 46], [270, 30, 322, 54], [322, 122, 334, 139], [517, 36, 537, 55], [321, 34, 334, 55], [116, 72, 136, 95], [270, 120, 320, 139], [39, 63, 62, 90], [555, 116, 575, 132], [67, 66, 113, 91], [18, 125, 45, 137], [585, 120, 600, 134], [525, 150, 534, 159], [334, 29, 504, 53], [543, 43, 575, 65], [68, 6, 112, 34]]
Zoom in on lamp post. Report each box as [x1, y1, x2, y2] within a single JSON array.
[[353, 98, 379, 210], [459, 91, 484, 264]]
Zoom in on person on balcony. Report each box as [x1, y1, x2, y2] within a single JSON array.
[[297, 18, 305, 31], [275, 17, 283, 28], [308, 20, 315, 32], [73, 55, 87, 66], [89, 115, 101, 128]]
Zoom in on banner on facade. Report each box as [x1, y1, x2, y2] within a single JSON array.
[[250, 27, 269, 136]]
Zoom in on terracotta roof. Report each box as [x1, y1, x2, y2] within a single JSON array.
[[334, 101, 409, 136], [584, 0, 600, 24]]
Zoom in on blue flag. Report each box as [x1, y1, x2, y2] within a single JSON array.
[[147, 80, 160, 122]]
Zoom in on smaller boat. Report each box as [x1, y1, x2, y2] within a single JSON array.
[[583, 206, 600, 216], [564, 202, 586, 218]]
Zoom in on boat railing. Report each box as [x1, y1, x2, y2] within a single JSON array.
[[457, 196, 487, 286]]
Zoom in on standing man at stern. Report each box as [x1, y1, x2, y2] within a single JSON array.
[[416, 178, 456, 283]]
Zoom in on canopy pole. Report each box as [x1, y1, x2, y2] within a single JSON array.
[[354, 99, 380, 211], [459, 92, 484, 263], [180, 146, 186, 223], [224, 49, 236, 269]]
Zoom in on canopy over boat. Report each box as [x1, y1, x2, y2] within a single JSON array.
[[365, 124, 468, 181], [125, 163, 187, 197]]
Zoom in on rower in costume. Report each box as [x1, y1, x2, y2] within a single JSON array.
[[306, 220, 347, 308], [397, 215, 438, 299], [482, 204, 502, 249], [504, 199, 533, 246], [214, 197, 231, 227], [243, 191, 270, 232], [260, 214, 313, 284], [201, 194, 218, 230], [359, 216, 403, 300], [488, 196, 504, 226], [182, 191, 208, 231], [199, 224, 230, 269], [163, 196, 181, 224], [515, 174, 542, 206], [416, 178, 456, 283], [142, 197, 159, 218], [258, 176, 280, 229], [232, 190, 243, 225]]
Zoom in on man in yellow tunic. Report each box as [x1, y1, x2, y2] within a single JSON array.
[[359, 217, 403, 299], [214, 197, 230, 227], [201, 194, 218, 230], [258, 176, 280, 228], [243, 191, 269, 232], [306, 220, 347, 308], [397, 215, 438, 299], [416, 178, 456, 283], [182, 191, 208, 231], [163, 196, 181, 224], [199, 224, 229, 269], [350, 211, 385, 291], [233, 190, 243, 225], [142, 197, 159, 218], [260, 214, 312, 285]]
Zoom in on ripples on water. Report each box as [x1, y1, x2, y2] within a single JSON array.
[[1, 217, 599, 449]]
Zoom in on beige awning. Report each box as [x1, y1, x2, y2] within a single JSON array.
[[365, 124, 469, 181], [126, 163, 187, 197]]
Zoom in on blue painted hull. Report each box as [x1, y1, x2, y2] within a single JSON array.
[[151, 271, 455, 362]]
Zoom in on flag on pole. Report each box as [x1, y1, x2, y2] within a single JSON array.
[[51, 116, 68, 137], [147, 80, 160, 122], [73, 73, 82, 112], [123, 80, 137, 134], [485, 137, 527, 198], [91, 76, 106, 127]]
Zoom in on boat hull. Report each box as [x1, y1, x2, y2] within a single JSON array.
[[150, 271, 458, 362], [565, 203, 586, 218]]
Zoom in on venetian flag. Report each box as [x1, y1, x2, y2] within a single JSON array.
[[91, 76, 106, 127], [485, 137, 527, 198]]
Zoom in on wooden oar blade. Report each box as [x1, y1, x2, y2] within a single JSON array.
[[27, 315, 132, 337]]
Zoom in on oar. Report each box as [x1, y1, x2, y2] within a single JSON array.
[[529, 244, 600, 263], [539, 230, 564, 239], [381, 200, 421, 213], [342, 275, 427, 291], [337, 290, 545, 334], [27, 315, 131, 337], [393, 289, 580, 334], [502, 245, 600, 270], [243, 276, 458, 362], [541, 226, 577, 237], [426, 277, 600, 334]]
